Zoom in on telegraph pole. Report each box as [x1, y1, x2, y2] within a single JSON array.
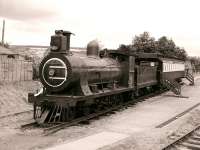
[[1, 20, 5, 46]]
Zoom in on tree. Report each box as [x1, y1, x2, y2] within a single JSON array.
[[157, 36, 176, 56], [118, 44, 133, 51], [174, 47, 187, 60], [156, 36, 187, 60], [132, 32, 157, 53], [119, 31, 188, 60]]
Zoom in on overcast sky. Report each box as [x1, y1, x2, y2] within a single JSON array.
[[0, 0, 199, 56]]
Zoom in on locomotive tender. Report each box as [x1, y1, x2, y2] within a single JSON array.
[[28, 30, 187, 124]]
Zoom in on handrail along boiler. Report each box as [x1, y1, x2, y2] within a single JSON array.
[[28, 30, 191, 124]]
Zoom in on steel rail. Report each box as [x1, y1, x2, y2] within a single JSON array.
[[156, 102, 200, 128], [0, 110, 33, 120], [162, 125, 200, 150]]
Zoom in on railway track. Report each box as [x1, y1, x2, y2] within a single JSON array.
[[156, 102, 200, 128], [0, 110, 33, 120], [21, 89, 167, 135], [163, 125, 200, 150], [21, 122, 39, 129]]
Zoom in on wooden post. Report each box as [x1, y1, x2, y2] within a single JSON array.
[[1, 20, 5, 46], [128, 56, 135, 88]]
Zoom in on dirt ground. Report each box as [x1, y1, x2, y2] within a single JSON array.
[[0, 79, 200, 150], [0, 81, 41, 117]]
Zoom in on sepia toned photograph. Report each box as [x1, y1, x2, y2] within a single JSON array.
[[0, 0, 200, 149]]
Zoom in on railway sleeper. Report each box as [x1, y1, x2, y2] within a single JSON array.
[[180, 142, 200, 150], [191, 135, 200, 141], [186, 139, 200, 145]]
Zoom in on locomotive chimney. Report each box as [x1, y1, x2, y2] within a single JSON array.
[[86, 40, 99, 57], [63, 31, 72, 52], [51, 30, 73, 53]]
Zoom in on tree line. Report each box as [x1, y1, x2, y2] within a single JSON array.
[[119, 31, 187, 60], [118, 32, 200, 71]]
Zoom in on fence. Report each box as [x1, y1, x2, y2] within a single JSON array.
[[0, 57, 33, 82]]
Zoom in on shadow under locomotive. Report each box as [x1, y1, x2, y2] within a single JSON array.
[[28, 30, 192, 124]]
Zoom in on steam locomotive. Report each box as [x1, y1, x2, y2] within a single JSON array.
[[28, 30, 189, 124]]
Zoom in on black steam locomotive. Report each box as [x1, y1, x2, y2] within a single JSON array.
[[28, 30, 191, 124]]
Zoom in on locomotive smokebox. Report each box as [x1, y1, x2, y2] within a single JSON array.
[[86, 40, 99, 57]]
